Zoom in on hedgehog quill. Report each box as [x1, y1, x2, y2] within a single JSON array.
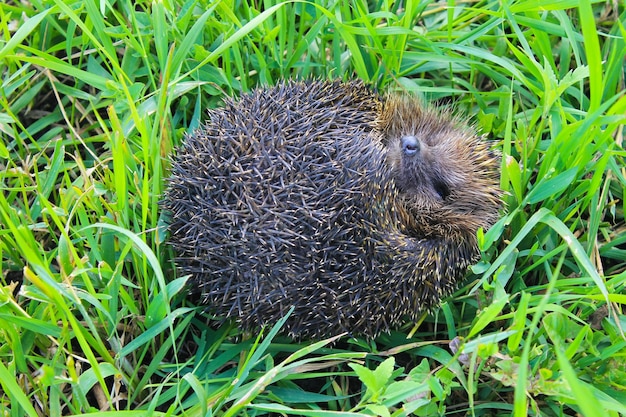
[[162, 79, 502, 340]]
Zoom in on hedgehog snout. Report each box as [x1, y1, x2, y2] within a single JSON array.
[[401, 135, 420, 156]]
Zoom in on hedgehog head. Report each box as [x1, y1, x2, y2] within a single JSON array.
[[380, 95, 501, 238]]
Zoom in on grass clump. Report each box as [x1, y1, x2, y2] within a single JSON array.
[[1, 0, 625, 416]]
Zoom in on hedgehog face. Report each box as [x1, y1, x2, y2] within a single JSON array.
[[391, 134, 456, 204], [381, 97, 501, 234]]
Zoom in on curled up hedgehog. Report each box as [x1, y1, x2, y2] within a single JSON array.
[[162, 79, 502, 340]]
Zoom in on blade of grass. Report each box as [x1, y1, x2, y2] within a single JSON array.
[[0, 7, 53, 60], [0, 361, 39, 416], [577, 0, 603, 112]]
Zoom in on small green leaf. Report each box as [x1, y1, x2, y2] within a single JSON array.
[[373, 357, 395, 390], [349, 362, 377, 393], [365, 404, 390, 417]]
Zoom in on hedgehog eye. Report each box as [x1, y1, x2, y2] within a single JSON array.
[[433, 180, 450, 200]]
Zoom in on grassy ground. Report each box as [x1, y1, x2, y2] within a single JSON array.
[[1, 0, 625, 415]]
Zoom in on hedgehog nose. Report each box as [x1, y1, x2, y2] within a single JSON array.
[[402, 136, 420, 156]]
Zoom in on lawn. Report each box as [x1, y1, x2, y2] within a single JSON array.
[[0, 0, 625, 416]]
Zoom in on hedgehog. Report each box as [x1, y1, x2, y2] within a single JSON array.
[[162, 79, 501, 340]]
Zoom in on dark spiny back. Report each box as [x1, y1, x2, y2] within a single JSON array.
[[164, 80, 404, 337]]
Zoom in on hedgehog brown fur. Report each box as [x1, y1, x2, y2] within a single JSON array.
[[163, 79, 502, 340]]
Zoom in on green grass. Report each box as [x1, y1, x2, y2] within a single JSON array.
[[1, 0, 625, 415]]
